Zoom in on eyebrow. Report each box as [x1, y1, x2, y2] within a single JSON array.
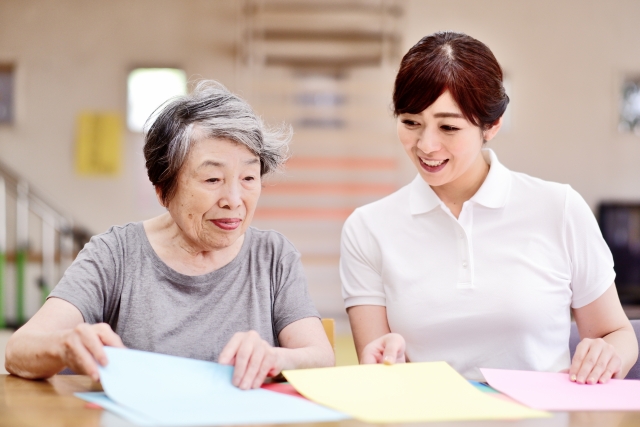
[[197, 158, 260, 169], [433, 112, 465, 119]]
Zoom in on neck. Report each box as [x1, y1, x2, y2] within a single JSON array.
[[431, 151, 490, 218], [144, 213, 244, 275]]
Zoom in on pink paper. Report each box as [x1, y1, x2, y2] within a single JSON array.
[[481, 368, 640, 411]]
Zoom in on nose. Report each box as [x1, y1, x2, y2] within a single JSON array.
[[416, 127, 442, 154], [218, 180, 242, 209]]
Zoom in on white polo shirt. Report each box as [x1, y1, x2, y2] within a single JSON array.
[[340, 149, 615, 380]]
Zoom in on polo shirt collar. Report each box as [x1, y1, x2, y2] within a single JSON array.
[[470, 149, 511, 209], [409, 148, 511, 215], [409, 175, 441, 215]]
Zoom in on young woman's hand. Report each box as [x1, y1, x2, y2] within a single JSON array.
[[218, 331, 282, 390], [360, 333, 406, 365], [58, 323, 126, 381], [569, 337, 622, 384]]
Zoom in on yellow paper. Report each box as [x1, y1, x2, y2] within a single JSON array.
[[283, 362, 549, 423], [76, 112, 122, 175]]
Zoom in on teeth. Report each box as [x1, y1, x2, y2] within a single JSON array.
[[421, 158, 446, 167]]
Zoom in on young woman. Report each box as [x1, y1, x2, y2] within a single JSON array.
[[341, 32, 638, 383]]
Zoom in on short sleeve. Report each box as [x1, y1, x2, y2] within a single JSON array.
[[564, 187, 616, 308], [272, 251, 320, 335], [340, 209, 386, 308], [48, 234, 119, 325]]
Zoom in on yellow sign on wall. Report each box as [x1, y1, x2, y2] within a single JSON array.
[[76, 112, 122, 175]]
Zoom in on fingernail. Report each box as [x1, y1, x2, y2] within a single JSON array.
[[383, 357, 393, 366], [588, 377, 595, 384], [570, 374, 577, 381]]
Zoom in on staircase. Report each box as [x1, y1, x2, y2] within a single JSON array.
[[0, 160, 91, 328], [237, 0, 409, 324]]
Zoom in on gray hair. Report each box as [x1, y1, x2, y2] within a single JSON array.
[[144, 80, 291, 205]]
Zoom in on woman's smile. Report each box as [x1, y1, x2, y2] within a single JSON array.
[[419, 157, 449, 173], [210, 218, 242, 231]]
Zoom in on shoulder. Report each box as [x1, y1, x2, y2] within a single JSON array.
[[510, 170, 569, 196], [507, 170, 572, 209], [505, 170, 595, 230], [82, 222, 142, 253], [246, 227, 299, 260], [344, 184, 412, 230]]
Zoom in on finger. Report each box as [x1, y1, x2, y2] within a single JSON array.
[[597, 350, 620, 384], [569, 339, 591, 381], [76, 324, 109, 367], [381, 334, 405, 365], [252, 350, 276, 389], [232, 338, 255, 387], [360, 342, 382, 364], [239, 345, 266, 390], [95, 323, 126, 348], [63, 335, 101, 381], [218, 333, 244, 365], [585, 347, 613, 385], [576, 344, 603, 384]]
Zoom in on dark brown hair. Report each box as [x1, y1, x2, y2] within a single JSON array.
[[393, 31, 509, 129]]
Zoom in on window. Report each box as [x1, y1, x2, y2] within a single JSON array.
[[619, 77, 640, 136], [127, 68, 187, 132], [0, 64, 15, 124]]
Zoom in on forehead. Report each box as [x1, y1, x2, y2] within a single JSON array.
[[398, 90, 463, 117], [425, 91, 462, 113], [186, 137, 259, 167]]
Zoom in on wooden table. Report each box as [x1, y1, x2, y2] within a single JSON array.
[[2, 374, 640, 427]]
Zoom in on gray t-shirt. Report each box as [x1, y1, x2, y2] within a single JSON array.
[[49, 222, 320, 361]]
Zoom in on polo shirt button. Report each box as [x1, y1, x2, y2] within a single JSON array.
[[459, 233, 464, 239], [462, 261, 468, 268]]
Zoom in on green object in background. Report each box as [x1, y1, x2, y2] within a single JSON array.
[[16, 249, 26, 325], [0, 252, 5, 329]]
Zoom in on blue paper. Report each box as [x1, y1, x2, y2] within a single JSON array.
[[468, 380, 499, 393], [75, 347, 349, 426], [75, 392, 156, 426]]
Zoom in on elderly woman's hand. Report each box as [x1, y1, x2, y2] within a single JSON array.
[[569, 337, 622, 384], [218, 331, 283, 390], [59, 323, 126, 381], [360, 333, 407, 365]]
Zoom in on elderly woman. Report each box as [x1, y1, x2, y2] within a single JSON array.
[[5, 81, 334, 389], [342, 32, 638, 383]]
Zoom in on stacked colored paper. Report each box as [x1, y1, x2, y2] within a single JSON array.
[[482, 368, 640, 411], [75, 347, 348, 426], [283, 362, 549, 423]]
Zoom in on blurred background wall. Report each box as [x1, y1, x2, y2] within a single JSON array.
[[1, 0, 640, 368]]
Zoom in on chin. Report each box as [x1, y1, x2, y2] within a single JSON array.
[[417, 172, 442, 187]]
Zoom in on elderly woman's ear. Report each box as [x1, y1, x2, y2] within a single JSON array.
[[155, 186, 166, 208]]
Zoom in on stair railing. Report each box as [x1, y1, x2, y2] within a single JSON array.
[[0, 160, 85, 328]]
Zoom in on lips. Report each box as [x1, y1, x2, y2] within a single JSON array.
[[419, 157, 449, 173], [210, 218, 242, 231]]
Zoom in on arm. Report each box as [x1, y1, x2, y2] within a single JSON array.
[[347, 305, 406, 364], [570, 283, 638, 383], [218, 317, 333, 389], [5, 297, 124, 380], [340, 211, 405, 365], [275, 316, 334, 369]]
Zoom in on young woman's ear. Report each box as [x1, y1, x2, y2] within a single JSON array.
[[483, 116, 503, 142]]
